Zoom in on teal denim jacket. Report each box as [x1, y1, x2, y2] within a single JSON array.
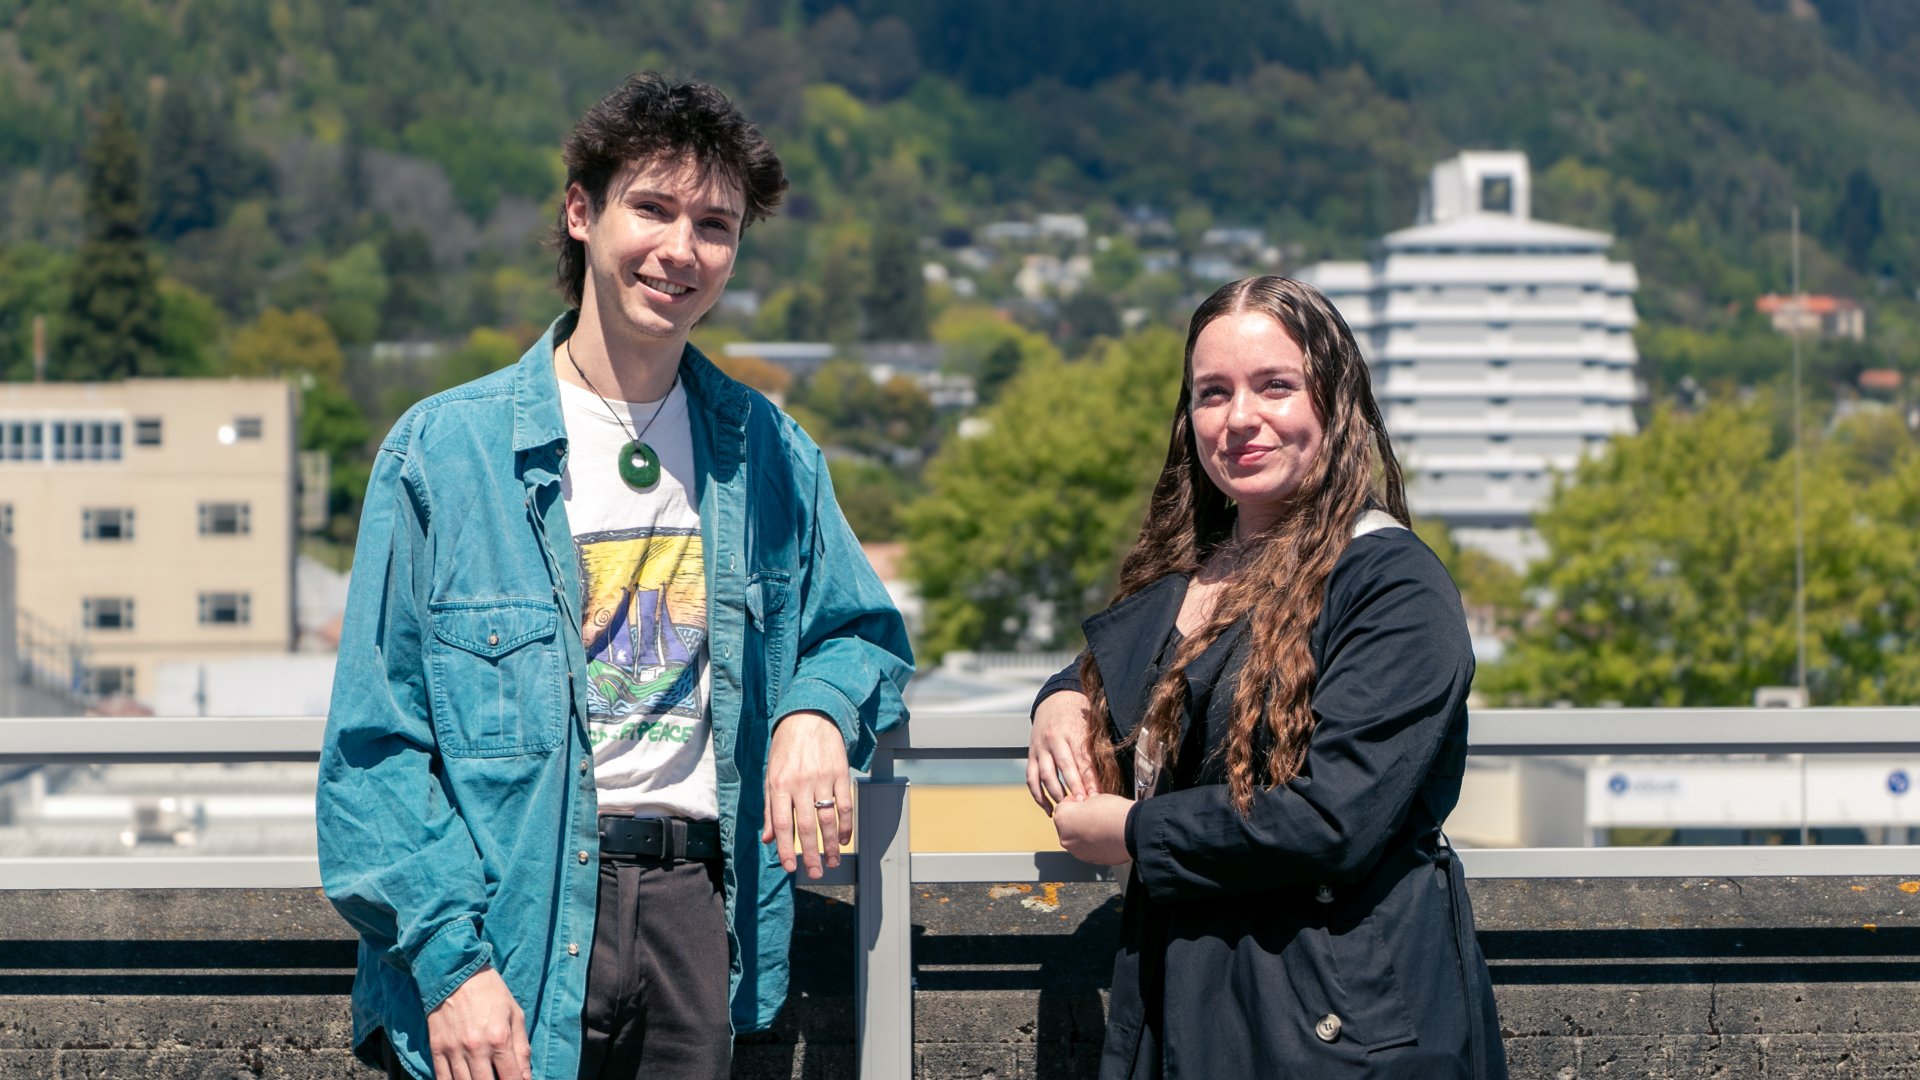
[[317, 312, 913, 1079]]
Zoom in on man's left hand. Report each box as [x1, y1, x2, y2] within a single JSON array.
[[1052, 793, 1134, 866], [761, 710, 853, 880]]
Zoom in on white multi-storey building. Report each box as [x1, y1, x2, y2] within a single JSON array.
[[1300, 152, 1640, 567]]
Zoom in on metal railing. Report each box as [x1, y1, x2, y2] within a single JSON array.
[[4, 707, 1920, 1080]]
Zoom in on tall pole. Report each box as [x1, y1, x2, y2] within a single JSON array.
[[1791, 206, 1810, 847], [1791, 207, 1808, 698]]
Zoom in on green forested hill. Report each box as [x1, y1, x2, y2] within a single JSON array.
[[1, 1, 1909, 318], [0, 0, 1915, 536]]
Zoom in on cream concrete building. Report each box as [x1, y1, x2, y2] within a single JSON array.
[[1299, 151, 1641, 568], [0, 378, 297, 706]]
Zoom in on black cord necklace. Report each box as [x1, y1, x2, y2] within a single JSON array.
[[562, 342, 678, 489]]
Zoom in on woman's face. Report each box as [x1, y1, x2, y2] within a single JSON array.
[[1189, 311, 1325, 533]]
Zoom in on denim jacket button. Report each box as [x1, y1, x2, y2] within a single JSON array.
[[579, 758, 590, 774], [577, 850, 589, 864], [567, 942, 579, 957]]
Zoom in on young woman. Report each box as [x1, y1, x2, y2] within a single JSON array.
[[1027, 276, 1506, 1079]]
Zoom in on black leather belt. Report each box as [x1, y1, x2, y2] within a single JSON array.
[[597, 816, 723, 861]]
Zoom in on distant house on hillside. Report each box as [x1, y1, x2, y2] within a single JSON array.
[[1754, 294, 1866, 342], [721, 341, 835, 380]]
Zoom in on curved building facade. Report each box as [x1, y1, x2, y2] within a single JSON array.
[[1301, 152, 1640, 568]]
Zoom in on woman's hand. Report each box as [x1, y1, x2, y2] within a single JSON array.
[[1053, 793, 1134, 866], [1027, 689, 1099, 815]]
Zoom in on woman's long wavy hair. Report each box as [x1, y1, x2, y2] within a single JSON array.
[[1084, 276, 1408, 812]]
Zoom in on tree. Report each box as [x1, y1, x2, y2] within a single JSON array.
[[156, 279, 226, 377], [147, 81, 271, 242], [226, 307, 373, 542], [929, 303, 1062, 404], [0, 244, 71, 380], [819, 237, 865, 343], [379, 227, 442, 338], [976, 338, 1023, 404], [828, 457, 910, 542], [902, 327, 1184, 657], [1483, 398, 1920, 707], [1832, 167, 1885, 274], [57, 100, 164, 380], [1413, 517, 1525, 627], [862, 223, 927, 340], [323, 241, 391, 346], [787, 358, 936, 459], [228, 308, 345, 383]]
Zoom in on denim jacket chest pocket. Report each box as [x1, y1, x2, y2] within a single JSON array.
[[427, 598, 566, 757]]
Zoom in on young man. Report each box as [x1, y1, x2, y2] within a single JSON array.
[[317, 74, 913, 1080]]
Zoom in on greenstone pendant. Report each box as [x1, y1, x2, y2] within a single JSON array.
[[619, 440, 661, 488]]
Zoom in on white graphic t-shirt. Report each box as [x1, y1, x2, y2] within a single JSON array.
[[558, 372, 717, 821]]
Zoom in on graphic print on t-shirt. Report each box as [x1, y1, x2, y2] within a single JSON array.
[[577, 525, 706, 747]]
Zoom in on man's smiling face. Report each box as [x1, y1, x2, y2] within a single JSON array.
[[566, 155, 744, 347]]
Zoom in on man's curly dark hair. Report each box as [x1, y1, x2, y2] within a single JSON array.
[[552, 73, 788, 307]]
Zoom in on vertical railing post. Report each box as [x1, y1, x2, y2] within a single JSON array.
[[856, 732, 912, 1080]]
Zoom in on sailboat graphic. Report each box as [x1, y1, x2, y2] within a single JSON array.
[[592, 585, 695, 713]]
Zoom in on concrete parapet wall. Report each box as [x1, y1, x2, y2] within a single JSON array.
[[2, 878, 1915, 1078]]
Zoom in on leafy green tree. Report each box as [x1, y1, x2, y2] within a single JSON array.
[[819, 237, 865, 343], [156, 279, 226, 377], [902, 326, 1183, 657], [453, 324, 529, 384], [1056, 290, 1122, 351], [1413, 517, 1525, 626], [147, 81, 271, 242], [828, 457, 910, 542], [0, 244, 71, 380], [57, 100, 164, 380], [1484, 398, 1920, 707], [323, 241, 391, 346], [1832, 167, 1885, 273], [863, 223, 926, 340], [379, 227, 441, 338], [975, 338, 1023, 404], [787, 358, 936, 459], [228, 308, 345, 383], [166, 199, 282, 320], [928, 303, 1062, 403], [226, 306, 373, 539], [1092, 235, 1143, 293]]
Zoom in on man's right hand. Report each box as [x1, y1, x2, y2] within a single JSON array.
[[1027, 689, 1100, 815], [426, 966, 531, 1080]]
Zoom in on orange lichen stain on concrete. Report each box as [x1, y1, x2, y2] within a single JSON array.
[[1899, 881, 1920, 894], [1850, 885, 1868, 892], [938, 897, 950, 904], [1020, 883, 1065, 914], [1864, 923, 1879, 932], [987, 884, 1033, 900]]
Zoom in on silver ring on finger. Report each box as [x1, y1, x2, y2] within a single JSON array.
[[813, 797, 837, 809]]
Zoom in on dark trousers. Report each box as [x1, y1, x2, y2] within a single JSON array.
[[577, 851, 733, 1080], [366, 852, 732, 1080]]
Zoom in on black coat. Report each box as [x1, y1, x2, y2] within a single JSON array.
[[1040, 528, 1507, 1080]]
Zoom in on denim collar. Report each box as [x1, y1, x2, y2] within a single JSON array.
[[513, 310, 752, 454]]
